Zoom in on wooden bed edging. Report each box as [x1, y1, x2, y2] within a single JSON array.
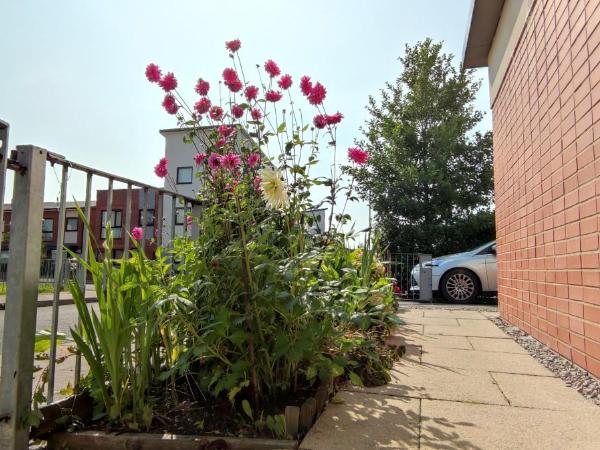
[[46, 430, 298, 450]]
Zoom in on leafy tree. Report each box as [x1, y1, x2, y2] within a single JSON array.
[[349, 39, 494, 255]]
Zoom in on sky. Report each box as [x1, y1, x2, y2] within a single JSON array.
[[1, 0, 491, 238]]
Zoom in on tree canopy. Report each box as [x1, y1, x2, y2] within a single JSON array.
[[349, 39, 494, 256]]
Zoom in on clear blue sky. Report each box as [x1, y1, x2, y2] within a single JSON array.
[[1, 0, 490, 236]]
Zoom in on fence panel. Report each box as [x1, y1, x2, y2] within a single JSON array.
[[383, 252, 432, 301]]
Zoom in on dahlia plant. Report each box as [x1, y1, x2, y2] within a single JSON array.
[[67, 39, 397, 435]]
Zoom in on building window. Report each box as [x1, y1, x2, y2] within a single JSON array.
[[138, 209, 155, 226], [101, 210, 122, 239], [42, 218, 54, 242], [175, 207, 185, 225], [65, 217, 78, 231], [176, 166, 193, 184], [112, 249, 124, 259]]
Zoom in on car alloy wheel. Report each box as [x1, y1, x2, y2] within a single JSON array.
[[444, 271, 477, 302]]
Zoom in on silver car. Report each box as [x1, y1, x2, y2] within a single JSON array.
[[411, 241, 497, 302]]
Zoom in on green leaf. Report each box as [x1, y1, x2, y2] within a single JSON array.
[[242, 399, 253, 420], [348, 371, 364, 387]]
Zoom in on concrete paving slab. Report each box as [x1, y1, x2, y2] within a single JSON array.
[[348, 364, 508, 406], [390, 323, 423, 338], [400, 333, 473, 350], [420, 399, 600, 450], [480, 311, 500, 319], [491, 372, 598, 411], [421, 347, 553, 376], [423, 310, 488, 319], [467, 337, 528, 354], [403, 317, 461, 327], [423, 323, 508, 338], [299, 391, 419, 450]]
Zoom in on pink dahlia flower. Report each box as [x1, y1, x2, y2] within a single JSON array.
[[223, 68, 239, 85], [132, 227, 143, 240], [253, 176, 262, 191], [194, 97, 211, 114], [245, 85, 259, 101], [264, 59, 281, 78], [251, 107, 262, 120], [218, 125, 236, 139], [186, 215, 193, 227], [313, 114, 328, 129], [216, 138, 226, 148], [227, 79, 243, 93], [154, 157, 168, 178], [308, 82, 326, 105], [278, 74, 293, 90], [208, 153, 223, 171], [209, 105, 224, 121], [194, 152, 207, 165], [265, 90, 283, 102], [231, 104, 244, 118], [162, 94, 178, 115], [247, 152, 261, 168], [223, 153, 241, 171], [326, 112, 344, 125], [195, 78, 210, 96], [145, 63, 161, 83], [348, 147, 369, 165], [225, 39, 241, 53], [159, 72, 177, 92], [300, 76, 313, 96]]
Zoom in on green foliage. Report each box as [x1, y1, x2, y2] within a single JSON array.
[[348, 39, 495, 255]]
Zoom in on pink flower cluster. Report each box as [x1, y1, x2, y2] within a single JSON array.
[[132, 227, 143, 240], [299, 76, 326, 105], [225, 39, 241, 53], [154, 157, 168, 178], [231, 104, 244, 118], [265, 90, 282, 102], [223, 67, 243, 93], [245, 85, 259, 102], [194, 97, 211, 114], [347, 147, 369, 165], [313, 112, 344, 129], [162, 94, 178, 115], [195, 78, 210, 96], [264, 59, 280, 78], [194, 152, 207, 165], [278, 74, 293, 90]]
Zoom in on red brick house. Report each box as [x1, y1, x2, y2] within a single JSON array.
[[2, 188, 158, 260], [464, 0, 600, 376]]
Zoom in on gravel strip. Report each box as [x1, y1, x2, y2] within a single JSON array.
[[493, 317, 600, 406]]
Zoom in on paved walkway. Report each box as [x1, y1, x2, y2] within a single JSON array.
[[300, 308, 600, 450]]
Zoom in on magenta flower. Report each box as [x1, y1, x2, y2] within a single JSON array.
[[218, 125, 236, 139], [209, 105, 224, 121], [159, 72, 177, 92], [162, 94, 178, 115], [195, 78, 210, 96], [265, 90, 283, 102], [264, 59, 281, 78], [245, 85, 259, 101], [228, 79, 243, 92], [194, 97, 211, 114], [132, 227, 143, 240], [225, 39, 242, 53], [348, 147, 369, 165], [326, 112, 343, 125], [313, 114, 328, 129], [223, 153, 241, 171], [194, 152, 207, 165], [308, 82, 326, 105], [186, 215, 193, 227], [300, 76, 313, 96], [253, 176, 262, 191], [223, 68, 239, 84], [145, 63, 161, 83], [216, 138, 226, 148], [208, 153, 223, 171], [247, 152, 261, 168], [278, 74, 293, 90], [231, 104, 244, 118], [251, 107, 262, 120], [154, 157, 168, 178]]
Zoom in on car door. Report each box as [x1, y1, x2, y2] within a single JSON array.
[[485, 244, 497, 291]]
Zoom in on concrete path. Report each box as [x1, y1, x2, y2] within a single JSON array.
[[300, 308, 600, 450]]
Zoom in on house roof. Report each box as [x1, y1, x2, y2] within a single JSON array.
[[462, 0, 505, 68]]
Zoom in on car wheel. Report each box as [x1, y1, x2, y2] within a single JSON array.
[[440, 269, 481, 303]]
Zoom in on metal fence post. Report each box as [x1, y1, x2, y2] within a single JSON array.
[[0, 120, 9, 250], [419, 254, 433, 302], [0, 145, 47, 450]]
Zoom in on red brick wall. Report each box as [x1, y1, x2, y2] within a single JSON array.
[[493, 0, 600, 377]]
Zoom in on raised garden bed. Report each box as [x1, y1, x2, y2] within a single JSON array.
[[34, 381, 336, 450]]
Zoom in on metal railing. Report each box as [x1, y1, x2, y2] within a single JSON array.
[[0, 139, 202, 450], [383, 252, 433, 301]]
